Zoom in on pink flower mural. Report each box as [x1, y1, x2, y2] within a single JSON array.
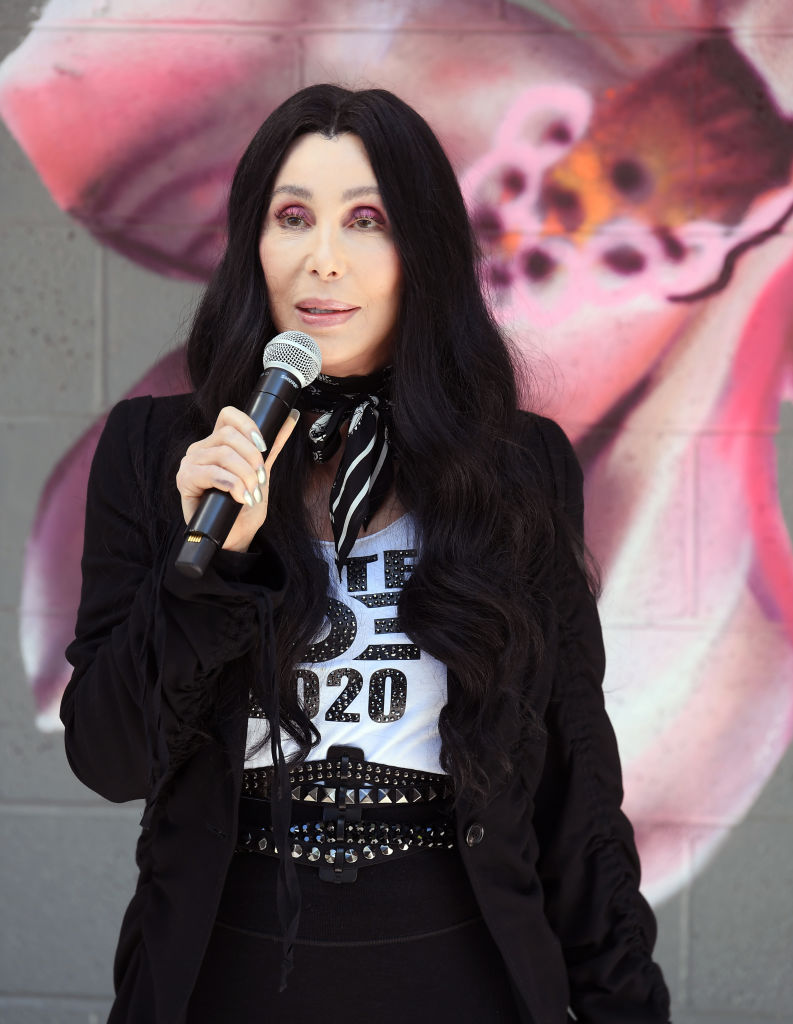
[[2, 0, 792, 903]]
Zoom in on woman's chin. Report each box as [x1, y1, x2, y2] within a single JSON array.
[[319, 356, 389, 378]]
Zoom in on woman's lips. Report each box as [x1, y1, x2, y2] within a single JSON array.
[[295, 305, 359, 326]]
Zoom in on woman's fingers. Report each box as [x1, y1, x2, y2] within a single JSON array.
[[177, 406, 267, 518], [175, 404, 302, 551], [263, 408, 301, 476], [213, 405, 270, 464], [178, 445, 262, 511], [180, 454, 257, 507], [208, 407, 270, 487], [185, 442, 262, 501], [179, 409, 264, 493]]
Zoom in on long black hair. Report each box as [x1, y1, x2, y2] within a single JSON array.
[[184, 84, 599, 805]]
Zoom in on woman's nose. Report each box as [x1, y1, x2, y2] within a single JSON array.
[[306, 228, 346, 279]]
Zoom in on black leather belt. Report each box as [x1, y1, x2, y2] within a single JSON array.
[[242, 752, 454, 806], [237, 818, 456, 868], [238, 745, 456, 884]]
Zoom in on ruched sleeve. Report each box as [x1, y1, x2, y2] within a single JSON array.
[[61, 396, 287, 816], [531, 416, 671, 1023]]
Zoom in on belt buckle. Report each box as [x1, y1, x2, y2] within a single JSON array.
[[318, 746, 364, 884], [318, 802, 361, 883], [318, 841, 359, 884]]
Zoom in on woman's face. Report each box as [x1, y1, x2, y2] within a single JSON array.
[[259, 132, 402, 377]]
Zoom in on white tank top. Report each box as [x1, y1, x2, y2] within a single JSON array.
[[244, 513, 447, 773]]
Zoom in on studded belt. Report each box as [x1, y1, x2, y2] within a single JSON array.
[[237, 819, 456, 868], [238, 745, 457, 884], [242, 755, 454, 807]]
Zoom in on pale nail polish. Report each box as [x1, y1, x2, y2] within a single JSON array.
[[289, 408, 301, 424], [257, 466, 266, 485], [253, 486, 262, 504], [251, 431, 266, 453], [243, 490, 254, 508]]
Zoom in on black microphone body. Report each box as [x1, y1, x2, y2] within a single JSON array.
[[175, 333, 321, 578]]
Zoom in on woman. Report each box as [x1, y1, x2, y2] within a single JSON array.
[[62, 84, 671, 1024]]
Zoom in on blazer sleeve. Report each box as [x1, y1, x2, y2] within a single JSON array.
[[61, 397, 287, 809], [531, 416, 671, 1023]]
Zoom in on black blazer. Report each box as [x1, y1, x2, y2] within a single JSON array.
[[62, 394, 671, 1024]]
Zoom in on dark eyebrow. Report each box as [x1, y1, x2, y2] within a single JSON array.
[[342, 186, 381, 201], [270, 185, 381, 201], [271, 185, 312, 200]]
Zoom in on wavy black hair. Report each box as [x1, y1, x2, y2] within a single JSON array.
[[184, 83, 599, 806]]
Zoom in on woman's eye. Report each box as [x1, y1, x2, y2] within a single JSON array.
[[276, 206, 310, 227], [351, 207, 384, 229]]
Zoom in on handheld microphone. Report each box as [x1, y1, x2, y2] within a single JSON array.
[[175, 330, 322, 578]]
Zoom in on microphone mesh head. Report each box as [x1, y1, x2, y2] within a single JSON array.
[[262, 331, 322, 387]]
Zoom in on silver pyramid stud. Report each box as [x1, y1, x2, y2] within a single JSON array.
[[394, 788, 408, 804], [291, 843, 303, 859], [308, 847, 320, 862], [360, 789, 374, 804], [376, 788, 392, 804], [363, 845, 375, 860], [320, 787, 335, 804], [305, 787, 319, 803], [345, 850, 358, 864]]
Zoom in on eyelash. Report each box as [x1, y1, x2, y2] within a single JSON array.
[[274, 205, 385, 229]]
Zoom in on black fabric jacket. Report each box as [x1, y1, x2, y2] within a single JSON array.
[[62, 394, 672, 1024]]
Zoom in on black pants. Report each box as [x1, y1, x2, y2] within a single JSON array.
[[186, 839, 521, 1022]]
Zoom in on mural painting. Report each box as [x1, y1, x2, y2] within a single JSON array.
[[1, 0, 791, 904]]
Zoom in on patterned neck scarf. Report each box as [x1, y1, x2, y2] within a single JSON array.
[[298, 366, 394, 576]]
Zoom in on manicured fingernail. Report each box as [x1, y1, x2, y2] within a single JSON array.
[[257, 466, 266, 485], [251, 431, 266, 453], [243, 490, 254, 507], [253, 486, 262, 504], [288, 409, 301, 424]]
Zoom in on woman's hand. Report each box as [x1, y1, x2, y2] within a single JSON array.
[[176, 406, 300, 553]]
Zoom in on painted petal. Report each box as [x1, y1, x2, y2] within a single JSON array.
[[0, 16, 300, 278]]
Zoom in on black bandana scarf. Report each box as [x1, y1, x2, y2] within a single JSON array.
[[298, 366, 394, 576]]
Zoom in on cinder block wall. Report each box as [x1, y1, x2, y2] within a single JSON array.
[[1, 3, 792, 1022]]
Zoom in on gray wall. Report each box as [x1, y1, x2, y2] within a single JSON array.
[[0, 12, 197, 1021], [2, 4, 793, 1023]]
